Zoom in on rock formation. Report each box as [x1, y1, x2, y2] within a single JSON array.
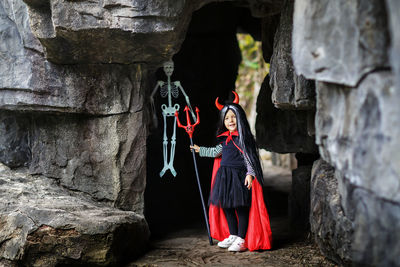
[[0, 163, 149, 265], [293, 0, 400, 265]]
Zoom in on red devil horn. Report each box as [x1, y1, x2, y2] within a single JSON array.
[[215, 97, 224, 110], [232, 91, 239, 104]]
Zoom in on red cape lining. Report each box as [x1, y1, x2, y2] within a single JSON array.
[[208, 148, 273, 250]]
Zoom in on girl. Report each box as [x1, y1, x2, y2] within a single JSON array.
[[191, 91, 272, 252]]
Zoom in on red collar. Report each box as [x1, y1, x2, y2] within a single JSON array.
[[217, 130, 238, 137], [217, 130, 238, 144]]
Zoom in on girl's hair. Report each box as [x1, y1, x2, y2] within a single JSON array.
[[216, 103, 264, 185]]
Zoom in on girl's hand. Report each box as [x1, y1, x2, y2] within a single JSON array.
[[190, 144, 200, 153], [244, 175, 254, 189]]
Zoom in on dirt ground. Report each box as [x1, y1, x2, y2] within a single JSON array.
[[129, 165, 338, 267], [127, 219, 336, 267]]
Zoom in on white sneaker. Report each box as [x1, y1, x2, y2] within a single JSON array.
[[228, 237, 246, 252], [217, 235, 238, 248]]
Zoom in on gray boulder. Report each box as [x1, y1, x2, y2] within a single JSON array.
[[0, 163, 149, 266], [292, 0, 389, 86]]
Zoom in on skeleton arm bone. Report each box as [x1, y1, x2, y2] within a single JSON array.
[[176, 81, 196, 121]]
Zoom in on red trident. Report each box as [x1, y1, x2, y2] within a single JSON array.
[[175, 106, 213, 246], [175, 106, 199, 138]]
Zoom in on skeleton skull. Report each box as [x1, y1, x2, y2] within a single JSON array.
[[163, 61, 174, 77]]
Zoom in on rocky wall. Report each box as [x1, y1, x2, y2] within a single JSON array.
[[0, 0, 202, 264], [316, 73, 399, 202], [313, 72, 400, 266], [257, 0, 318, 235], [1, 0, 150, 213], [28, 111, 148, 212], [293, 0, 400, 265]]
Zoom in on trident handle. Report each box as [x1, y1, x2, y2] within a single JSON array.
[[175, 107, 213, 245], [190, 136, 213, 245]]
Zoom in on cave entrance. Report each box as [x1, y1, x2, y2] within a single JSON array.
[[144, 2, 304, 247]]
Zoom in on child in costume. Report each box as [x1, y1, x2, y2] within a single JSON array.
[[190, 91, 272, 252]]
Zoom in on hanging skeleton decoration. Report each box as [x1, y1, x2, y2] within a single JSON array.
[[150, 60, 196, 177]]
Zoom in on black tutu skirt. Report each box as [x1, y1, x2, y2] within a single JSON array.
[[209, 165, 251, 208]]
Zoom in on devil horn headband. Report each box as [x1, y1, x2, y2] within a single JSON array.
[[215, 91, 239, 110]]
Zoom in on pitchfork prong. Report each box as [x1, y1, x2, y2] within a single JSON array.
[[174, 106, 200, 139]]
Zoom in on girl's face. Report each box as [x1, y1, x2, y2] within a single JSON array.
[[224, 109, 237, 132]]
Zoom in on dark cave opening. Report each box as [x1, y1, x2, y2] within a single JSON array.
[[144, 2, 307, 248]]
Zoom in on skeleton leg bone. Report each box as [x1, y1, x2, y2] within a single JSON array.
[[159, 107, 169, 177], [168, 115, 178, 177]]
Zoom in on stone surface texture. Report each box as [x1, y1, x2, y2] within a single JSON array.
[[256, 75, 317, 154], [316, 72, 399, 202], [292, 0, 400, 265], [313, 72, 400, 265], [386, 0, 400, 94], [310, 159, 352, 265], [0, 163, 149, 266], [0, 0, 148, 115], [29, 111, 148, 212], [341, 177, 400, 266], [24, 0, 195, 64], [269, 0, 315, 110], [292, 0, 389, 86]]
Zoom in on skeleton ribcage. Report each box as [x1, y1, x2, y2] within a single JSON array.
[[160, 83, 179, 98]]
